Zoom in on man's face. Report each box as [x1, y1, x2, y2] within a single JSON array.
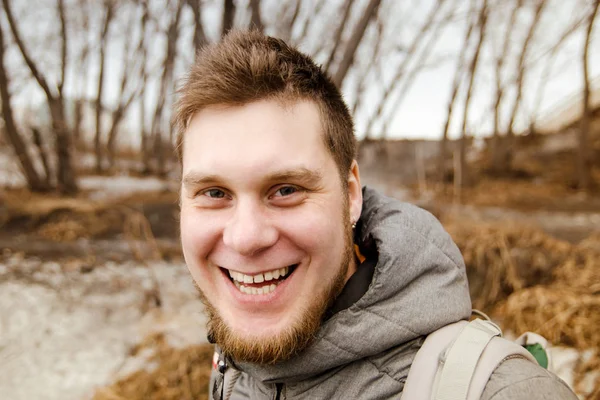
[[180, 99, 362, 364]]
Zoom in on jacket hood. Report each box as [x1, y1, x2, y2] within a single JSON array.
[[234, 187, 472, 383]]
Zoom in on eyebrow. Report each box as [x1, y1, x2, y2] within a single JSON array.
[[182, 167, 324, 189]]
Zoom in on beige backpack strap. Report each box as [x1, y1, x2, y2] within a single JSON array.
[[402, 320, 537, 400], [435, 319, 503, 400], [401, 321, 468, 400]]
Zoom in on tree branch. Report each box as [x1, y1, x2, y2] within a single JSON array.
[[332, 0, 381, 88], [1, 0, 54, 100]]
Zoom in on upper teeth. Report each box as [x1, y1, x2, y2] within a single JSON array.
[[229, 266, 290, 283]]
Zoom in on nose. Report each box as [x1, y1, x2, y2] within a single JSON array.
[[222, 199, 279, 256]]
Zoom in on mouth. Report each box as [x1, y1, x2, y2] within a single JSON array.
[[220, 264, 298, 296]]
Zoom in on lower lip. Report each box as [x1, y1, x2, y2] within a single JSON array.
[[221, 267, 296, 305]]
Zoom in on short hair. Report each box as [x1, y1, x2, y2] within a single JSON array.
[[172, 30, 356, 187]]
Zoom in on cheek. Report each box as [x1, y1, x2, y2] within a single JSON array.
[[180, 209, 222, 265], [282, 205, 346, 259]]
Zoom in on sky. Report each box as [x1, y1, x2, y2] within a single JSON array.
[[4, 0, 600, 145]]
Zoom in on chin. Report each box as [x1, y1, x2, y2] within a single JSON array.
[[226, 310, 295, 339]]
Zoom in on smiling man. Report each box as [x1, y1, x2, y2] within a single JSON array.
[[173, 31, 577, 400]]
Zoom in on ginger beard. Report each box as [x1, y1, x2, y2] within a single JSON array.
[[196, 200, 355, 365]]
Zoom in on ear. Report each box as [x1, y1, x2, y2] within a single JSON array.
[[347, 160, 363, 225]]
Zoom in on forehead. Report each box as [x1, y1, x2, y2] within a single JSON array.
[[182, 99, 334, 178]]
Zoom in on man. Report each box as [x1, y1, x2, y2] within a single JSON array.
[[173, 31, 577, 400]]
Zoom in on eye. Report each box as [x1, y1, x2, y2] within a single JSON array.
[[274, 186, 298, 197], [202, 188, 226, 198]]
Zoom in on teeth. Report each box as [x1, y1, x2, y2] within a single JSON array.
[[229, 266, 293, 283], [238, 283, 278, 295]]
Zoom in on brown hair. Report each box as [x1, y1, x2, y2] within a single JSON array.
[[172, 30, 356, 185]]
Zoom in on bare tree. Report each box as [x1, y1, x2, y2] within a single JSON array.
[[249, 0, 264, 32], [323, 0, 356, 74], [456, 0, 488, 192], [352, 18, 383, 116], [579, 0, 599, 192], [106, 3, 149, 167], [94, 0, 115, 172], [489, 0, 521, 173], [222, 0, 236, 37], [2, 0, 78, 193], [151, 0, 183, 176], [530, 12, 588, 132], [438, 0, 477, 178], [332, 0, 381, 88], [187, 0, 208, 56], [293, 1, 325, 44], [379, 1, 456, 135], [31, 127, 52, 183], [0, 15, 49, 191], [71, 0, 92, 148], [364, 0, 444, 136], [272, 0, 303, 42], [501, 0, 546, 172]]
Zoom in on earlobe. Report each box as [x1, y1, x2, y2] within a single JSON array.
[[347, 160, 363, 224]]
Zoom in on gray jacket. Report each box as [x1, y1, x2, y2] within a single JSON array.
[[210, 187, 577, 400]]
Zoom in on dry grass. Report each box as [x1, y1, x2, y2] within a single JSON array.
[[93, 333, 213, 400], [443, 220, 574, 310], [0, 188, 178, 243], [425, 178, 599, 212], [445, 218, 600, 398]]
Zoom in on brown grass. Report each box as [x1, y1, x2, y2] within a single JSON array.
[[444, 218, 600, 399], [443, 219, 575, 311], [93, 333, 213, 400]]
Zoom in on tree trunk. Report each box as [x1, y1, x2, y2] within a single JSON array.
[[31, 127, 52, 185], [140, 98, 151, 174], [502, 0, 546, 172], [106, 110, 124, 167], [579, 0, 599, 192], [438, 0, 475, 178], [105, 4, 144, 168], [2, 0, 77, 194], [187, 0, 207, 56], [332, 0, 381, 88], [352, 19, 383, 117], [0, 23, 48, 192], [49, 99, 78, 194], [94, 2, 114, 173], [323, 0, 355, 74], [490, 0, 520, 173], [151, 1, 183, 176], [249, 0, 264, 32], [457, 0, 488, 191], [73, 98, 83, 148], [221, 0, 236, 37]]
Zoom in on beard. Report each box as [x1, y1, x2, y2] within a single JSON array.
[[196, 202, 355, 365]]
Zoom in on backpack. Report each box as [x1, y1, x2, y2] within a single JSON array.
[[401, 317, 551, 400]]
